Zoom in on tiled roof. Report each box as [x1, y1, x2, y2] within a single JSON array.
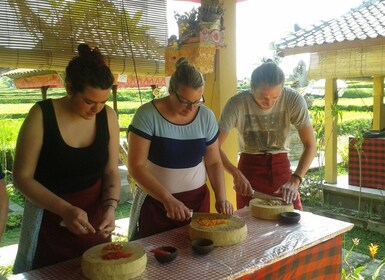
[[274, 0, 385, 56]]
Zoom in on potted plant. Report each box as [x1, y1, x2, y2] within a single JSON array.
[[198, 0, 224, 28], [174, 8, 200, 44], [173, 0, 224, 45]]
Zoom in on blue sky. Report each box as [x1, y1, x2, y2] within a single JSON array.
[[168, 0, 364, 79]]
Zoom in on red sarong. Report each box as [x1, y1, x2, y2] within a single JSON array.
[[237, 153, 302, 210], [139, 184, 210, 238], [32, 179, 110, 269]]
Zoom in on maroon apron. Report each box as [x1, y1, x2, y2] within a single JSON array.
[[32, 179, 111, 269], [139, 184, 210, 238], [237, 153, 302, 210]]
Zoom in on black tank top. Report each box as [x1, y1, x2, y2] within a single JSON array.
[[34, 99, 109, 195]]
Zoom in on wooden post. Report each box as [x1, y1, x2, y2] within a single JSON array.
[[41, 85, 49, 100], [112, 85, 118, 115], [204, 0, 237, 210], [324, 78, 338, 184], [372, 76, 385, 130]]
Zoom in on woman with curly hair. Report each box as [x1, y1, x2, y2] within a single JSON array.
[[13, 44, 121, 272]]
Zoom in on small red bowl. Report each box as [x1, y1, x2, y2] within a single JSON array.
[[152, 246, 178, 263]]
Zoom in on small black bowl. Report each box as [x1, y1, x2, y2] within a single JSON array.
[[192, 238, 214, 255], [152, 246, 178, 263], [279, 212, 301, 224]]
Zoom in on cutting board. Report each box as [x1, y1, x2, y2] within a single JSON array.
[[249, 198, 294, 220], [81, 242, 147, 280], [189, 213, 247, 246]]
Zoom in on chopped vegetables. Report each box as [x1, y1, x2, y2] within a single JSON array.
[[196, 217, 229, 227], [101, 243, 132, 260], [102, 251, 133, 260], [103, 243, 124, 251]]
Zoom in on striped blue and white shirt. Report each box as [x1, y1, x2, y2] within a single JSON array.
[[129, 101, 219, 194]]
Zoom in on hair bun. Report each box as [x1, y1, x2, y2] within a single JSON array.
[[175, 57, 189, 69], [76, 43, 105, 67], [77, 43, 92, 57]]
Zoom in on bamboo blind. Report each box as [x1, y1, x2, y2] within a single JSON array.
[[308, 45, 385, 79], [0, 0, 167, 76]]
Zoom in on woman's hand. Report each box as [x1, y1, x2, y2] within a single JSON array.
[[215, 200, 234, 216], [274, 177, 300, 204], [232, 169, 253, 196], [61, 205, 96, 235], [97, 205, 116, 238], [164, 197, 191, 222]]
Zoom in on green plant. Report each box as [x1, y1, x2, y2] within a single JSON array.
[[342, 88, 373, 98], [0, 264, 13, 277], [339, 119, 372, 135], [0, 76, 14, 89], [350, 135, 365, 213], [0, 119, 19, 172], [199, 0, 224, 22], [6, 185, 25, 207], [173, 0, 224, 43], [174, 8, 200, 39], [342, 238, 365, 279], [299, 172, 323, 207], [373, 258, 385, 280], [342, 238, 385, 280], [116, 202, 131, 220], [6, 214, 22, 230]]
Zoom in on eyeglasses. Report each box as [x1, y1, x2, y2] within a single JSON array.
[[174, 90, 205, 107]]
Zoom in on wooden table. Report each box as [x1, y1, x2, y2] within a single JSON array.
[[9, 208, 353, 280]]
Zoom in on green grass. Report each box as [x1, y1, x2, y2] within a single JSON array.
[[312, 97, 373, 107], [1, 227, 21, 247]]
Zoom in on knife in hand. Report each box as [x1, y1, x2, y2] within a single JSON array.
[[252, 190, 284, 201]]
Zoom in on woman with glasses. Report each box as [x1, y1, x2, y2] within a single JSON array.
[[127, 58, 233, 239]]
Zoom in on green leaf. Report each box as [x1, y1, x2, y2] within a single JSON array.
[[353, 266, 365, 275], [372, 258, 385, 280]]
